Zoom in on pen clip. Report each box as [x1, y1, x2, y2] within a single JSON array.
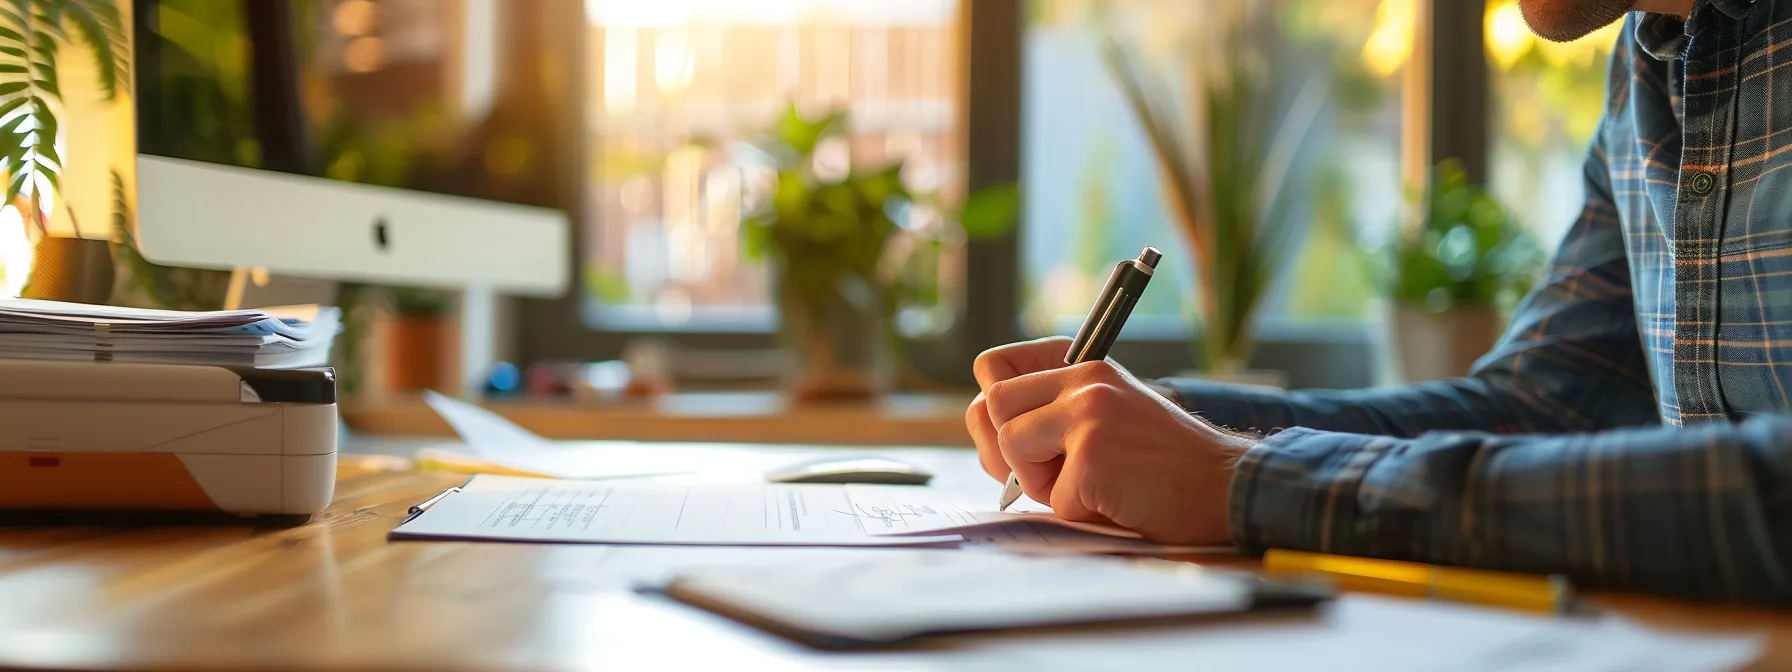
[[403, 486, 462, 524]]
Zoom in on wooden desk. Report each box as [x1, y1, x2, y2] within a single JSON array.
[[0, 456, 1784, 671], [340, 392, 974, 447]]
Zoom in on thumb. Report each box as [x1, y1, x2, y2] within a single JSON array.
[[973, 336, 1073, 391]]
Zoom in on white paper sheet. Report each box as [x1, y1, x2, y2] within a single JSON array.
[[0, 299, 337, 368], [392, 475, 969, 546], [392, 475, 1232, 554], [421, 391, 695, 480], [980, 595, 1764, 672], [415, 395, 1231, 554]]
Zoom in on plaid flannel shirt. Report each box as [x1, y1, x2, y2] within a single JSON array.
[[1163, 1, 1792, 603]]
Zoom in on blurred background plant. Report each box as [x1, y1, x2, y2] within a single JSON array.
[[729, 102, 1017, 398], [1371, 158, 1544, 315], [1369, 158, 1546, 381], [0, 0, 131, 233], [0, 0, 133, 304], [1100, 0, 1326, 377]]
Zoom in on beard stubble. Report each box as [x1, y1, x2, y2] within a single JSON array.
[[1519, 0, 1635, 42]]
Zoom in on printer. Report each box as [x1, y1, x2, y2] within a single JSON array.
[[0, 360, 338, 517]]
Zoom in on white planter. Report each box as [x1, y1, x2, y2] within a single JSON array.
[[1389, 304, 1503, 383]]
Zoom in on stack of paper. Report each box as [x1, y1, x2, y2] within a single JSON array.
[[0, 299, 339, 369]]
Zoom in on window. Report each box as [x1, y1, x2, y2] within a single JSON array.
[[1486, 0, 1622, 245], [521, 0, 1411, 389], [1020, 0, 1406, 339], [581, 0, 962, 332]]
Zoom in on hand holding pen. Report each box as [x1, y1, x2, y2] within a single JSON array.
[[964, 247, 1250, 546], [998, 247, 1161, 511]]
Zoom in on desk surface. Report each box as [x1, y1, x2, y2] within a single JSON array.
[[0, 455, 1787, 671]]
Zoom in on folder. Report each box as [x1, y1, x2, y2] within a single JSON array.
[[653, 552, 1331, 648]]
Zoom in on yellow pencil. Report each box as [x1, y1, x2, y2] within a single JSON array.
[[1263, 549, 1572, 614], [412, 450, 557, 479]]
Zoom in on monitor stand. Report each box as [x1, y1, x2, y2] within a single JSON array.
[[223, 267, 339, 310]]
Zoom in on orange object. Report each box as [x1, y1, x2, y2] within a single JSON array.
[[0, 452, 220, 510], [383, 315, 450, 392]]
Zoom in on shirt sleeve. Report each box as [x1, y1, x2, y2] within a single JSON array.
[[1158, 116, 1657, 438], [1228, 417, 1792, 603]]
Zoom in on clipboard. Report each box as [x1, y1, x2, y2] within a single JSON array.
[[649, 552, 1332, 649], [402, 483, 467, 524]]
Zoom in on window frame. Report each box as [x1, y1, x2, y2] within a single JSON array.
[[515, 0, 1474, 391]]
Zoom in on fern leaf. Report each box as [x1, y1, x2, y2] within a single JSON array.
[[0, 94, 28, 119], [0, 1, 25, 29], [54, 0, 126, 100], [34, 131, 55, 164], [6, 166, 27, 205]]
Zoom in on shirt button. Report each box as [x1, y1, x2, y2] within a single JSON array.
[[1689, 171, 1716, 196]]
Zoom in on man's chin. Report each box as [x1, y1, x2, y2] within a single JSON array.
[[1519, 0, 1634, 42]]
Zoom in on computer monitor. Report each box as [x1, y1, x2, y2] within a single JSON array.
[[130, 0, 569, 297]]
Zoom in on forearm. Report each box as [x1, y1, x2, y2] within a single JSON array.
[[1154, 374, 1630, 438], [1228, 417, 1792, 603]]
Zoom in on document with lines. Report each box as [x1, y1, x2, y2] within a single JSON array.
[[390, 475, 970, 547], [390, 475, 1231, 553]]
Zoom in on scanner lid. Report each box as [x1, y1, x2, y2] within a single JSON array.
[[0, 361, 334, 404]]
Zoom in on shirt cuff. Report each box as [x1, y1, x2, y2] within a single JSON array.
[[1227, 427, 1412, 556], [1150, 377, 1286, 436]]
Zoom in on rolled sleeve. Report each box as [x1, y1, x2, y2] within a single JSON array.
[[1224, 419, 1792, 603], [1227, 427, 1420, 558]]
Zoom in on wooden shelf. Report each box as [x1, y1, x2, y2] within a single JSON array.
[[341, 392, 976, 447]]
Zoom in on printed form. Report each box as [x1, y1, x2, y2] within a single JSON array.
[[389, 475, 1223, 553], [391, 475, 968, 547]]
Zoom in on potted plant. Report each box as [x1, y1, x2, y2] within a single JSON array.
[[1370, 159, 1545, 382], [376, 285, 455, 394], [1101, 3, 1326, 381], [734, 103, 1017, 401], [1, 0, 131, 304]]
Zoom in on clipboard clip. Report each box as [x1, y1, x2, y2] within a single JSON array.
[[403, 487, 462, 524]]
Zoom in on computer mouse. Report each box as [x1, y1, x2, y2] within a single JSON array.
[[766, 456, 935, 486]]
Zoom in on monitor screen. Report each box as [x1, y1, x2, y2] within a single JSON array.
[[134, 0, 572, 211]]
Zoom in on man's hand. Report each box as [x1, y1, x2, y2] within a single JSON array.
[[964, 337, 1253, 546]]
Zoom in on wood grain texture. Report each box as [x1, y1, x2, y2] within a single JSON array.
[[0, 455, 1782, 671], [340, 392, 975, 447]]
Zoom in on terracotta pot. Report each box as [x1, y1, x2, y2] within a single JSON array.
[[775, 273, 891, 403], [1390, 304, 1503, 382], [22, 237, 114, 305], [381, 314, 450, 393]]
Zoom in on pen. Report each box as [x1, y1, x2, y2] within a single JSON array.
[[998, 247, 1161, 512], [1262, 549, 1574, 614]]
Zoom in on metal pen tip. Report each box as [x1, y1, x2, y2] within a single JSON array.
[[1137, 247, 1162, 268]]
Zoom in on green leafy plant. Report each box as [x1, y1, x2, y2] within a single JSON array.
[[110, 169, 230, 309], [384, 285, 453, 318], [1102, 6, 1327, 372], [0, 0, 129, 236], [1371, 159, 1545, 313], [737, 103, 1019, 343]]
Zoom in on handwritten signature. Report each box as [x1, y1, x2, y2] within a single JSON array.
[[834, 503, 939, 528]]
